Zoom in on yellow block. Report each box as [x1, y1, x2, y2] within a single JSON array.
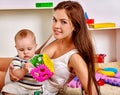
[[98, 70, 115, 77], [42, 53, 54, 73], [89, 22, 116, 29]]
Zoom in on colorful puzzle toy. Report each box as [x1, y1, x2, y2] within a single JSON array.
[[29, 53, 54, 82]]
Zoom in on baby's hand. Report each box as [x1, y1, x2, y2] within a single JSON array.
[[12, 68, 25, 80], [24, 62, 32, 69], [24, 62, 33, 72], [9, 65, 20, 81]]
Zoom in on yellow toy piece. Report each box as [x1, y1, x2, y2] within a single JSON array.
[[98, 70, 115, 77], [42, 53, 54, 73]]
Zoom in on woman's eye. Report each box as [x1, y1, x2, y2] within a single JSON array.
[[61, 21, 67, 24], [53, 18, 57, 22]]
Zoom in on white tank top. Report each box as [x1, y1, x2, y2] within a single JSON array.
[[43, 49, 78, 93], [41, 36, 78, 93]]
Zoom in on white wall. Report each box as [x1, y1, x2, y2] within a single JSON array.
[[0, 0, 120, 63], [79, 0, 120, 27], [91, 29, 117, 62], [0, 9, 53, 57], [78, 0, 120, 62]]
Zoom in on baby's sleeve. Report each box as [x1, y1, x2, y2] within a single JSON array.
[[11, 59, 22, 69]]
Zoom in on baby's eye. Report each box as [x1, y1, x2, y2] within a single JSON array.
[[28, 48, 32, 50], [19, 49, 24, 51]]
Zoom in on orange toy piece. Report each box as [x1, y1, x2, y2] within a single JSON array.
[[95, 67, 102, 72]]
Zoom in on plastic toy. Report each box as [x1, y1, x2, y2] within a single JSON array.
[[102, 67, 118, 73], [29, 53, 54, 82], [84, 12, 94, 25], [34, 90, 43, 95], [97, 79, 105, 86], [96, 67, 118, 77], [42, 53, 54, 73], [84, 12, 89, 19], [98, 70, 115, 77], [30, 64, 53, 82], [95, 73, 120, 87], [89, 22, 116, 29], [67, 76, 81, 88], [115, 72, 120, 78], [104, 76, 120, 86], [95, 54, 106, 63], [30, 54, 43, 67]]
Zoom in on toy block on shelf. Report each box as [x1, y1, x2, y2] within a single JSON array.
[[89, 22, 116, 29], [36, 2, 53, 8]]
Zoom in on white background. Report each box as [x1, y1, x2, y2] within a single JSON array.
[[0, 0, 120, 63]]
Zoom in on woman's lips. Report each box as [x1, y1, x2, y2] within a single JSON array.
[[54, 30, 62, 35]]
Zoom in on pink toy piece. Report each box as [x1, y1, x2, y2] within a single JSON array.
[[115, 72, 120, 78], [95, 73, 106, 81], [30, 64, 53, 82], [67, 79, 77, 88], [67, 76, 81, 88], [95, 73, 102, 81]]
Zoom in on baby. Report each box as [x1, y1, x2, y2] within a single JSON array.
[[2, 29, 43, 95]]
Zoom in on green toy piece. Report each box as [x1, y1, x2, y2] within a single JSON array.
[[30, 54, 43, 67], [34, 91, 42, 95]]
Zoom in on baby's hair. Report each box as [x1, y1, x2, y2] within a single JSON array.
[[15, 29, 36, 43]]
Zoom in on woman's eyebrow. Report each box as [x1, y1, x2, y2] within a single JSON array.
[[61, 18, 69, 21], [53, 16, 69, 21]]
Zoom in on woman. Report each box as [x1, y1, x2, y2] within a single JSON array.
[[10, 1, 100, 95]]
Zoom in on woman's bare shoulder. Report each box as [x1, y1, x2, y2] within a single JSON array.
[[42, 40, 58, 58], [69, 53, 87, 70]]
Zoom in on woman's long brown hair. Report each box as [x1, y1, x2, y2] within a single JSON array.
[[54, 1, 100, 95]]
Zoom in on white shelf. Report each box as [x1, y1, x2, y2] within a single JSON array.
[[0, 0, 54, 10], [90, 27, 120, 62], [0, 8, 53, 10], [89, 27, 120, 31]]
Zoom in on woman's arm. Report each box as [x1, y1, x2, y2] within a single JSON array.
[[69, 53, 98, 95]]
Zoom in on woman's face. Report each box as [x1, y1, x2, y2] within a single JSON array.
[[52, 9, 74, 40]]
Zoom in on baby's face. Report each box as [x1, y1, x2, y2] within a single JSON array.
[[15, 36, 37, 60]]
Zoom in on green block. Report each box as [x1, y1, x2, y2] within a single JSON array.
[[36, 2, 53, 8], [30, 54, 43, 67], [34, 91, 42, 95]]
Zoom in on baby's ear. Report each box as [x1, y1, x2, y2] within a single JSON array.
[[35, 43, 37, 47]]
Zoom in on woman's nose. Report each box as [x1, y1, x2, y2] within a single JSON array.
[[54, 21, 61, 28]]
